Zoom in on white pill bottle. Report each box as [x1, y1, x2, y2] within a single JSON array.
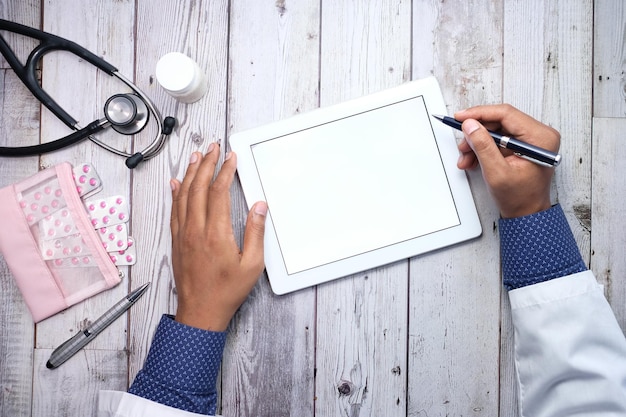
[[155, 52, 208, 103]]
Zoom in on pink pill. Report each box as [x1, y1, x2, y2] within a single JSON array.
[[99, 227, 107, 234], [89, 178, 97, 186], [118, 213, 126, 221], [41, 206, 49, 214], [88, 204, 95, 211], [116, 198, 123, 205], [71, 257, 79, 265], [82, 257, 90, 264], [34, 192, 42, 200], [102, 216, 110, 224], [55, 219, 62, 226], [117, 240, 124, 247], [82, 165, 90, 173], [61, 210, 69, 217], [46, 249, 53, 257], [30, 203, 38, 211], [19, 201, 27, 208], [116, 225, 123, 232], [91, 219, 98, 227], [76, 186, 83, 194], [109, 207, 116, 215], [51, 200, 59, 208], [79, 175, 86, 184], [108, 233, 116, 241], [109, 255, 117, 263], [44, 187, 52, 194], [73, 246, 81, 253], [126, 255, 133, 263], [26, 214, 34, 223], [63, 248, 70, 256], [54, 259, 63, 266], [64, 225, 72, 233], [100, 201, 107, 208], [103, 242, 109, 250], [47, 229, 54, 237], [55, 189, 62, 197], [127, 239, 134, 247]]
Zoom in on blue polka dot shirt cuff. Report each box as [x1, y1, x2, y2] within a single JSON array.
[[128, 314, 226, 415], [499, 204, 587, 290]]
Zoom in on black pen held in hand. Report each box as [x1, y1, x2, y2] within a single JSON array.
[[46, 282, 150, 369], [432, 114, 561, 167]]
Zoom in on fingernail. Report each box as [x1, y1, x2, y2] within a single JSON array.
[[208, 142, 215, 153], [170, 179, 177, 191], [463, 119, 481, 135], [190, 152, 199, 164], [225, 152, 233, 161], [254, 202, 268, 216]]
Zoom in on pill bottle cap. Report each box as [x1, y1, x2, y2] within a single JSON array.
[[156, 52, 197, 93]]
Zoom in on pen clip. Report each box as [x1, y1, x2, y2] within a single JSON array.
[[514, 152, 555, 167]]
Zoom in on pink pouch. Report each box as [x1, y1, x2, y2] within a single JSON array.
[[0, 162, 122, 322]]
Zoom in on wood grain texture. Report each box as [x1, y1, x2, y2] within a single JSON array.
[[591, 118, 626, 331], [0, 74, 39, 417], [594, 0, 626, 117], [32, 349, 126, 417], [223, 1, 319, 415], [315, 2, 411, 416], [409, 1, 503, 416], [0, 1, 617, 416], [0, 3, 40, 416], [129, 0, 231, 384], [500, 1, 593, 415]]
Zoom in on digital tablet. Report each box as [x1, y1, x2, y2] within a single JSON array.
[[230, 77, 481, 294]]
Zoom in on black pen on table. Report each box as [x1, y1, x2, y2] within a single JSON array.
[[432, 114, 561, 167], [46, 282, 150, 369]]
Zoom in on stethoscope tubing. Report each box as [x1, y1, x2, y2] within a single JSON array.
[[0, 19, 171, 165]]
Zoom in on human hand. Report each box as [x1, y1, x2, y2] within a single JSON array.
[[455, 104, 560, 218], [170, 144, 267, 331]]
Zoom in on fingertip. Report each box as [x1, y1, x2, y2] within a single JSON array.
[[253, 201, 268, 217], [170, 179, 179, 193], [462, 119, 481, 137]]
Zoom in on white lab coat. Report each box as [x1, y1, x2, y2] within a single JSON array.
[[98, 270, 626, 416]]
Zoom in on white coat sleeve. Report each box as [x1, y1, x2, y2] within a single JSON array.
[[509, 270, 626, 416], [98, 390, 218, 417]]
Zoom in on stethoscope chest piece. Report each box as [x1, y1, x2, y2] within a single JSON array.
[[0, 19, 176, 168], [105, 94, 150, 135]]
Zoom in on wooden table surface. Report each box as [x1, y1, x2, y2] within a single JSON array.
[[1, 1, 624, 416]]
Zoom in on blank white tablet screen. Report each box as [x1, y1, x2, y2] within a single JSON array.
[[251, 96, 460, 274]]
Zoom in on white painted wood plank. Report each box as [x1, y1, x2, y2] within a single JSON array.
[[0, 0, 40, 70], [501, 1, 593, 415], [0, 4, 41, 416], [32, 348, 126, 417], [593, 0, 626, 117], [31, 1, 135, 415], [315, 2, 410, 416], [409, 1, 503, 416], [223, 1, 319, 415], [128, 1, 231, 389], [591, 117, 626, 330], [37, 0, 135, 349], [0, 71, 40, 417]]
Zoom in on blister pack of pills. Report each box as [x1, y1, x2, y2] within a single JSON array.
[[0, 162, 126, 322], [34, 163, 137, 270]]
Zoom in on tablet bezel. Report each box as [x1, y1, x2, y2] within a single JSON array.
[[230, 77, 482, 294]]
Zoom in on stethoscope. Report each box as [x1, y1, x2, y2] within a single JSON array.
[[0, 19, 176, 168]]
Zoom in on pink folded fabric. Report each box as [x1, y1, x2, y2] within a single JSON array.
[[0, 163, 121, 322]]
